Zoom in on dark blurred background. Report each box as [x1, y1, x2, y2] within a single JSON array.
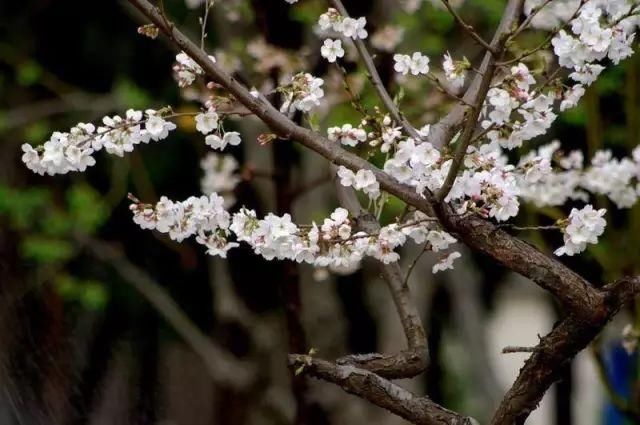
[[1, 1, 639, 424]]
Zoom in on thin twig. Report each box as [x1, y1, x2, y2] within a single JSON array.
[[508, 0, 556, 41], [502, 346, 537, 354], [439, 0, 496, 54], [328, 0, 424, 141], [403, 242, 430, 287], [200, 0, 212, 49], [497, 224, 559, 231], [499, 0, 584, 67]]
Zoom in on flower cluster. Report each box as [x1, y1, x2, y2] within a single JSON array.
[[442, 52, 468, 89], [433, 251, 462, 273], [195, 110, 219, 134], [524, 0, 582, 30], [518, 141, 640, 209], [173, 51, 216, 87], [318, 8, 368, 40], [328, 124, 367, 147], [320, 39, 345, 63], [383, 137, 444, 193], [131, 194, 458, 271], [552, 1, 636, 72], [280, 73, 325, 114], [337, 166, 380, 199], [205, 131, 242, 151], [130, 193, 238, 257], [380, 138, 517, 223], [555, 205, 607, 256], [185, 109, 242, 152], [22, 109, 176, 176], [481, 63, 557, 150], [393, 52, 430, 76], [365, 116, 431, 153], [550, 0, 637, 117]]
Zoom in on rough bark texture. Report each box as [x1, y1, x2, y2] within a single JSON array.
[[434, 203, 604, 316], [288, 355, 475, 425], [491, 278, 640, 425]]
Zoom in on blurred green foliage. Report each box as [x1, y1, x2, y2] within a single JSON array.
[[55, 274, 109, 311], [0, 183, 110, 308]]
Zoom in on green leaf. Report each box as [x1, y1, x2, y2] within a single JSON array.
[[17, 61, 43, 86], [114, 78, 151, 109], [55, 274, 80, 300], [23, 122, 50, 144], [21, 236, 74, 264], [80, 281, 109, 311], [41, 211, 73, 236], [0, 186, 51, 230], [67, 184, 108, 233]]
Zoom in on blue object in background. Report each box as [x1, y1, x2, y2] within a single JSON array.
[[602, 342, 637, 425]]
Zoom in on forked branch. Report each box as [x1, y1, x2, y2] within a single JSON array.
[[333, 167, 428, 379], [288, 355, 476, 425]]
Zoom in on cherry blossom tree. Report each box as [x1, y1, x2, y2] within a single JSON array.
[[19, 0, 640, 423]]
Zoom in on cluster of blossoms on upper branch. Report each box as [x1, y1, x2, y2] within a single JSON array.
[[22, 109, 177, 176], [20, 0, 640, 273]]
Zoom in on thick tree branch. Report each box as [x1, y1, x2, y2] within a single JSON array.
[[437, 0, 524, 201], [491, 276, 640, 425], [288, 355, 475, 425], [433, 202, 603, 317]]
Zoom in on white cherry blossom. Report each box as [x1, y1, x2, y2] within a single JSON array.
[[432, 251, 461, 273], [195, 111, 219, 134], [328, 124, 367, 146], [320, 39, 345, 63], [555, 205, 607, 256]]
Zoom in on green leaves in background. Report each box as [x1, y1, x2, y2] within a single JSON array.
[[21, 235, 75, 264], [113, 78, 151, 110], [0, 183, 108, 264], [68, 183, 109, 233], [0, 186, 51, 230], [55, 274, 109, 311], [16, 60, 43, 86]]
